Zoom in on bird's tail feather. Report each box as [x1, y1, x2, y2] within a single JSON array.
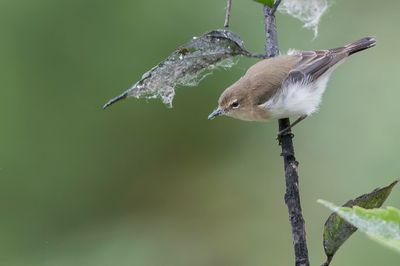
[[345, 37, 377, 56]]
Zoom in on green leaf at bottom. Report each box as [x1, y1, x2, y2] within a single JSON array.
[[319, 202, 400, 253], [319, 180, 398, 265]]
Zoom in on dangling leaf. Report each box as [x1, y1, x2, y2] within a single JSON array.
[[103, 29, 261, 109], [318, 180, 398, 266], [320, 202, 400, 253]]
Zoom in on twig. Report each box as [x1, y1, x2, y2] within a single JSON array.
[[270, 0, 282, 15], [278, 119, 310, 266], [224, 0, 233, 28], [263, 2, 279, 57], [263, 2, 310, 266]]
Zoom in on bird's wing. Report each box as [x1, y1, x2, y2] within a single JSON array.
[[284, 49, 348, 85]]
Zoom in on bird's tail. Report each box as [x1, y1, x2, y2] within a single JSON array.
[[344, 37, 377, 56]]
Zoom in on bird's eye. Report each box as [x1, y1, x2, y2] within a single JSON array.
[[231, 100, 240, 109]]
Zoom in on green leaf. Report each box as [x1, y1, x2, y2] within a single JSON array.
[[319, 180, 398, 265], [319, 202, 400, 253], [253, 0, 275, 7]]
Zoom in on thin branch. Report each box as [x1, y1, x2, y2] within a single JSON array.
[[270, 0, 282, 15], [224, 0, 233, 28], [278, 119, 310, 266], [263, 4, 279, 57], [263, 2, 310, 266]]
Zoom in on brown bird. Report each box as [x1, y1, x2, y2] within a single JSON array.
[[208, 37, 376, 133]]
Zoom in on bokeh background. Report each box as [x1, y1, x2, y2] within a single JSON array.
[[1, 0, 399, 265]]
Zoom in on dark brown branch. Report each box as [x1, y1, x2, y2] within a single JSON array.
[[263, 2, 310, 266], [270, 0, 282, 15], [278, 119, 310, 266], [263, 1, 280, 57], [224, 0, 233, 28]]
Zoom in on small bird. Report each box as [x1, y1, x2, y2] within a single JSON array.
[[208, 37, 376, 133]]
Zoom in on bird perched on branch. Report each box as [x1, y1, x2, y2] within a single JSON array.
[[208, 37, 376, 134]]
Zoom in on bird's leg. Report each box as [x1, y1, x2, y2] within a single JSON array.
[[277, 115, 308, 136]]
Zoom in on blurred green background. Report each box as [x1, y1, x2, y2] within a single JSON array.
[[1, 0, 399, 265]]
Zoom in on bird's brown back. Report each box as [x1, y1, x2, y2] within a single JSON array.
[[243, 55, 301, 105]]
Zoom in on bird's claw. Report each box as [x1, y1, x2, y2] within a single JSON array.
[[276, 129, 294, 142], [277, 127, 293, 137]]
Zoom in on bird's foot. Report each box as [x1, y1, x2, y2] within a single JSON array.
[[276, 129, 294, 143], [277, 127, 293, 137]]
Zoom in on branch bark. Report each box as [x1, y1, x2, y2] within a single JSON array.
[[224, 0, 233, 28], [263, 2, 310, 266]]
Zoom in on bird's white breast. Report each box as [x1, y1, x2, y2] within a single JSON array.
[[260, 74, 331, 119]]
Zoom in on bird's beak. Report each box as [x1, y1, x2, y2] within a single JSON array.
[[208, 108, 224, 120]]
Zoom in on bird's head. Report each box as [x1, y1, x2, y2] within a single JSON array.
[[208, 80, 250, 121], [208, 75, 272, 122]]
